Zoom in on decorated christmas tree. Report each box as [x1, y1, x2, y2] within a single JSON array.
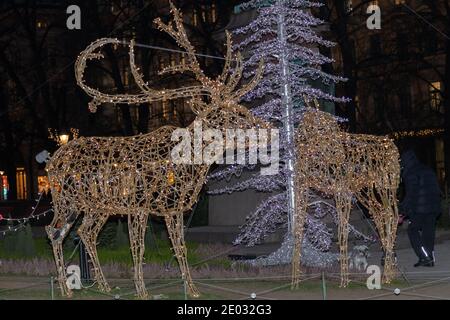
[[209, 0, 370, 267]]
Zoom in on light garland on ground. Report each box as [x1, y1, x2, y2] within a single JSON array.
[[45, 3, 268, 300]]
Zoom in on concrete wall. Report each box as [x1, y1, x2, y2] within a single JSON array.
[[207, 168, 272, 226]]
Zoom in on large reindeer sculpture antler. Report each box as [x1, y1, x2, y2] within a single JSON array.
[[75, 3, 264, 113], [47, 4, 267, 300]]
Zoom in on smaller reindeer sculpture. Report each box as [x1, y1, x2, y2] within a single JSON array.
[[291, 107, 400, 288], [45, 4, 268, 299]]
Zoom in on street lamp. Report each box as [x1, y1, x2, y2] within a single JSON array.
[[58, 133, 70, 145], [74, 236, 91, 285]]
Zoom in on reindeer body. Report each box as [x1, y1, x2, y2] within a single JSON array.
[[47, 126, 207, 218], [45, 4, 268, 299], [291, 109, 400, 287], [47, 111, 266, 299], [46, 125, 209, 299]]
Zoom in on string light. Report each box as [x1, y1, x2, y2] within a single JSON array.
[[0, 192, 53, 236], [47, 3, 269, 300], [390, 128, 445, 140], [0, 209, 53, 236], [0, 193, 51, 223]]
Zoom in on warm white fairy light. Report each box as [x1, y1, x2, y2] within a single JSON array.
[[291, 107, 400, 288], [0, 193, 53, 235], [46, 3, 268, 300]]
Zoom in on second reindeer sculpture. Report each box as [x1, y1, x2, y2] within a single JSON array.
[[45, 5, 267, 299], [291, 107, 400, 288]]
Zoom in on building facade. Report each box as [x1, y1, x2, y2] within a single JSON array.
[[0, 0, 234, 202], [328, 0, 447, 187]]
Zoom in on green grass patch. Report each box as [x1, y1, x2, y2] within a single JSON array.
[[97, 239, 200, 265], [0, 235, 202, 266]]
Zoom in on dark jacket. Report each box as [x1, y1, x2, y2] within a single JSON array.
[[399, 150, 441, 217]]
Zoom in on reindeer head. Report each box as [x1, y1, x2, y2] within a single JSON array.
[[300, 99, 342, 140], [75, 3, 269, 130]]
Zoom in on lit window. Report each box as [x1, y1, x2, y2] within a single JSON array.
[[430, 82, 442, 112], [192, 9, 198, 26], [162, 100, 169, 120], [211, 3, 217, 23], [158, 56, 166, 70], [36, 20, 47, 29], [395, 0, 406, 5], [370, 0, 379, 6], [16, 168, 27, 200], [38, 176, 51, 195], [0, 173, 8, 200], [202, 9, 206, 23], [123, 69, 130, 87], [346, 0, 353, 12], [196, 3, 217, 24]]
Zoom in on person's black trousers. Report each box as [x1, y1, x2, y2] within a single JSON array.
[[407, 214, 437, 260]]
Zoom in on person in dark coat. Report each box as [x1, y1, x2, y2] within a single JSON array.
[[400, 150, 442, 267]]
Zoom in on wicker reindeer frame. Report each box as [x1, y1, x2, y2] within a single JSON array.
[[45, 4, 267, 299], [291, 107, 400, 288], [45, 5, 400, 299]]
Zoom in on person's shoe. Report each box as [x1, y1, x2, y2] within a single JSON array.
[[414, 257, 434, 267]]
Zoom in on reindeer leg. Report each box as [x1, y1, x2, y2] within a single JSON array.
[[335, 193, 352, 287], [364, 185, 399, 284], [165, 213, 199, 298], [291, 187, 308, 289], [46, 207, 76, 298], [128, 212, 150, 300], [378, 206, 398, 284], [77, 213, 110, 293]]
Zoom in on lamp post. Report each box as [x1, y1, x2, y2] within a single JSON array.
[[74, 236, 91, 284], [48, 128, 79, 147]]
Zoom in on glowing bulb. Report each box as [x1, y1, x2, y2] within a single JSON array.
[[59, 134, 70, 145]]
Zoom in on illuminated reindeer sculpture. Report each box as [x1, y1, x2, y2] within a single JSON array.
[[291, 107, 400, 288], [45, 5, 267, 299]]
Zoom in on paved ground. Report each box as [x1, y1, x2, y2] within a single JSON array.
[[369, 238, 450, 282], [231, 223, 450, 278], [1, 227, 450, 300]]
